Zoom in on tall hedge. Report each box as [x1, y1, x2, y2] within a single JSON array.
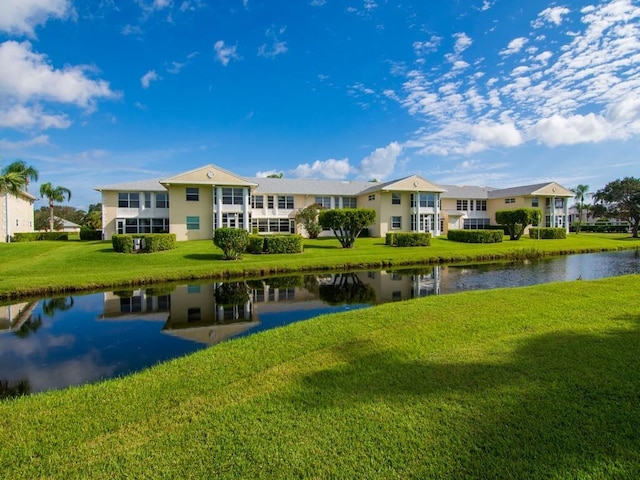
[[79, 226, 103, 241], [447, 230, 504, 243]]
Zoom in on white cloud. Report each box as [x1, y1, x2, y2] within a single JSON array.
[[532, 6, 571, 28], [357, 142, 402, 180], [413, 35, 442, 56], [500, 37, 528, 56], [214, 40, 239, 66], [258, 26, 288, 59], [122, 24, 143, 36], [290, 158, 352, 179], [140, 70, 160, 88], [529, 113, 616, 146], [255, 170, 281, 178], [310, 0, 326, 6], [0, 104, 71, 129], [0, 40, 117, 108], [454, 33, 472, 54], [0, 0, 73, 37], [0, 134, 49, 150]]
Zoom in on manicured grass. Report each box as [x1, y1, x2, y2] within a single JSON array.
[[1, 275, 639, 478], [0, 233, 638, 299]]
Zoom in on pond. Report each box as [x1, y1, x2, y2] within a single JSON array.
[[1, 249, 638, 397]]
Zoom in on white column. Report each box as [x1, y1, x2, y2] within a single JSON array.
[[216, 187, 223, 229], [434, 193, 441, 236], [243, 187, 250, 231]]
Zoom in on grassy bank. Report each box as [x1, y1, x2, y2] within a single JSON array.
[[0, 233, 638, 299], [1, 275, 639, 478]]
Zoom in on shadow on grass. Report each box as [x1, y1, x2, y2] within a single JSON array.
[[183, 253, 225, 261], [288, 316, 640, 477]]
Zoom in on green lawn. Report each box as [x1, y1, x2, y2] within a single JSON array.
[[1, 233, 638, 299], [1, 275, 639, 478]]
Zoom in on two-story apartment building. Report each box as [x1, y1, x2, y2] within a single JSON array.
[[1, 190, 36, 242], [96, 164, 574, 241]]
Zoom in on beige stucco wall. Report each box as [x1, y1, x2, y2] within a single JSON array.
[[167, 184, 214, 241], [1, 192, 35, 242], [101, 191, 118, 240]]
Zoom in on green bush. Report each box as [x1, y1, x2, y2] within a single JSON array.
[[79, 226, 102, 241], [265, 235, 304, 254], [214, 228, 249, 260], [386, 232, 431, 247], [112, 234, 176, 253], [447, 230, 504, 243], [12, 232, 69, 242], [528, 228, 567, 239], [246, 235, 266, 254]]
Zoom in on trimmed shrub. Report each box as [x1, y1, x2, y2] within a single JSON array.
[[112, 235, 134, 253], [386, 232, 431, 247], [246, 235, 266, 254], [214, 228, 249, 260], [12, 232, 69, 242], [265, 235, 304, 254], [79, 226, 103, 241], [112, 233, 176, 253], [529, 227, 567, 239], [447, 229, 504, 243]]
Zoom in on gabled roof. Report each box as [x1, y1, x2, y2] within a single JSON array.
[[54, 216, 81, 228], [358, 175, 446, 195], [249, 177, 374, 196], [488, 182, 574, 199], [160, 164, 257, 187]]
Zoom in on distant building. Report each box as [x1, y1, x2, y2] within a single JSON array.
[[96, 164, 574, 241], [0, 190, 36, 243]]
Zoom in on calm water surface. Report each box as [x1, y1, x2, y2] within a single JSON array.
[[1, 249, 638, 396]]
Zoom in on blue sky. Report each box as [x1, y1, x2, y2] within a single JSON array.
[[0, 0, 639, 209]]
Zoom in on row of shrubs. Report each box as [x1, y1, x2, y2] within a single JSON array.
[[447, 230, 504, 243], [570, 223, 630, 233], [528, 227, 567, 239], [112, 234, 177, 253], [11, 232, 69, 242], [214, 228, 304, 259], [385, 232, 431, 247]]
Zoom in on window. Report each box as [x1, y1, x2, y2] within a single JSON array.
[[222, 188, 243, 205], [391, 216, 402, 229], [186, 188, 199, 201], [155, 193, 169, 209], [368, 194, 375, 201], [555, 198, 564, 208], [252, 195, 264, 209], [456, 200, 468, 211], [250, 218, 294, 233], [278, 195, 294, 209], [392, 193, 401, 205], [186, 216, 200, 230], [476, 200, 487, 211], [144, 193, 151, 208], [531, 197, 539, 207], [505, 198, 515, 204], [315, 196, 331, 209], [267, 195, 274, 209], [152, 218, 169, 233], [463, 218, 491, 229], [118, 192, 140, 208], [139, 218, 151, 233], [341, 197, 357, 208], [187, 307, 201, 322], [187, 285, 201, 294], [221, 213, 244, 228]]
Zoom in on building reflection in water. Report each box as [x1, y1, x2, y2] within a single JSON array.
[[98, 266, 442, 345]]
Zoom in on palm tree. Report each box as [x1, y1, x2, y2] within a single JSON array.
[[0, 170, 25, 195], [572, 184, 590, 234], [2, 160, 38, 191], [39, 182, 72, 232]]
